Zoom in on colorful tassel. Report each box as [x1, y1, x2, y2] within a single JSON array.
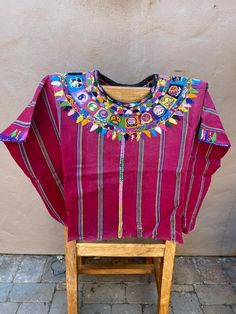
[[68, 109, 75, 116], [76, 115, 84, 123], [81, 119, 90, 126], [112, 132, 117, 140], [90, 124, 99, 132], [168, 117, 177, 125], [144, 130, 151, 138]]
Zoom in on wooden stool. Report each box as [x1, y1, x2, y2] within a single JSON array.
[[64, 227, 176, 314]]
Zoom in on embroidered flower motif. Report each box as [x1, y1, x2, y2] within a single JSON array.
[[50, 70, 202, 142]]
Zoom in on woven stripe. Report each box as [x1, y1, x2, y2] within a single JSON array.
[[18, 143, 64, 224], [202, 107, 218, 115], [31, 119, 64, 198], [118, 136, 126, 238], [182, 142, 200, 228], [171, 110, 189, 242], [97, 134, 104, 240], [136, 138, 145, 238], [13, 120, 31, 127], [77, 123, 84, 240], [152, 132, 166, 239], [27, 101, 36, 108], [200, 123, 225, 133], [42, 87, 61, 143], [188, 145, 213, 231]]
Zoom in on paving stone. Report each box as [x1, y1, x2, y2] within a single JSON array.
[[142, 304, 155, 314], [232, 304, 236, 314], [111, 303, 142, 313], [56, 281, 66, 290], [0, 302, 19, 313], [0, 255, 23, 282], [41, 256, 66, 283], [193, 257, 228, 284], [194, 284, 236, 305], [14, 255, 47, 283], [220, 257, 236, 283], [169, 305, 174, 314], [83, 283, 125, 304], [0, 283, 13, 301], [49, 290, 66, 314], [142, 304, 173, 314], [50, 285, 83, 313], [9, 283, 55, 302], [81, 303, 111, 314], [171, 292, 203, 314], [202, 304, 234, 314], [171, 284, 194, 292], [126, 283, 157, 304], [173, 257, 201, 285], [17, 302, 49, 314]]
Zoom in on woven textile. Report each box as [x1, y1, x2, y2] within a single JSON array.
[[0, 70, 231, 243]]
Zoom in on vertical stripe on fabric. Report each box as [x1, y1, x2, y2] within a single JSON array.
[[152, 132, 166, 239], [77, 123, 84, 240], [188, 144, 213, 231], [136, 138, 145, 238], [31, 119, 64, 198], [55, 95, 62, 138], [18, 143, 64, 224], [182, 141, 200, 228], [118, 137, 126, 238], [171, 111, 189, 242], [41, 88, 60, 143], [97, 134, 104, 240]]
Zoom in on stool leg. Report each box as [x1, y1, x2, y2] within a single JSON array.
[[64, 227, 78, 314], [158, 240, 176, 314], [153, 257, 163, 295]]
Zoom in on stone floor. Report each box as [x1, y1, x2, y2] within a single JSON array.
[[0, 255, 235, 314]]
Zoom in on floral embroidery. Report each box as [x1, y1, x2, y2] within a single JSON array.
[[50, 70, 202, 142]]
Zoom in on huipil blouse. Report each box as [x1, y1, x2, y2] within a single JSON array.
[[0, 70, 231, 244]]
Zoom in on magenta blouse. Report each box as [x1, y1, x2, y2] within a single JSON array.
[[0, 70, 231, 244]]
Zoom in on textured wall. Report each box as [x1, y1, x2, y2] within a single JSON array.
[[0, 0, 235, 255]]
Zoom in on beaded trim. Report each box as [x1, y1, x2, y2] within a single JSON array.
[[50, 70, 202, 142]]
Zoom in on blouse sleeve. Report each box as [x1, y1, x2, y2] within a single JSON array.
[[182, 82, 231, 234], [0, 75, 68, 226]]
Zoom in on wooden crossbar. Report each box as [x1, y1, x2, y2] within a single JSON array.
[[76, 243, 166, 257]]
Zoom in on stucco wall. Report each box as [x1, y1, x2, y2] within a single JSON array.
[[0, 0, 235, 255]]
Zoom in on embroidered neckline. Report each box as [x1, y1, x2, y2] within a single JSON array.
[[50, 70, 202, 142]]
